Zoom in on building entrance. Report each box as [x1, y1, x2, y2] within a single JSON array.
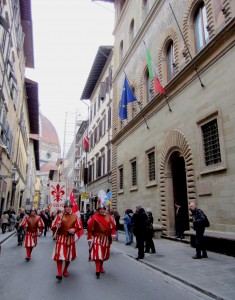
[[171, 152, 189, 235]]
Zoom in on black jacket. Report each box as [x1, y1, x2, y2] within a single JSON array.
[[132, 208, 148, 236], [191, 208, 206, 231]]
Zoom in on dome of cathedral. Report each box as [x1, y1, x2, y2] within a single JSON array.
[[40, 114, 61, 153]]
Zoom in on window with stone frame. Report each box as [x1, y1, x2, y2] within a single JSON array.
[[119, 166, 124, 190], [194, 2, 209, 53], [201, 119, 221, 166], [129, 19, 135, 45], [142, 0, 149, 20], [148, 151, 156, 181], [96, 156, 101, 178], [88, 164, 92, 183], [107, 147, 111, 173], [102, 152, 105, 175], [146, 148, 157, 187], [108, 106, 111, 129], [131, 159, 137, 187], [119, 40, 123, 63], [166, 40, 176, 82], [197, 111, 227, 174]]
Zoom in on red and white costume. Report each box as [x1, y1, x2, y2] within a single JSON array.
[[51, 212, 83, 262], [21, 214, 44, 260], [87, 212, 116, 276]]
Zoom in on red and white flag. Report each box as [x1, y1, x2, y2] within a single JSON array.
[[70, 191, 84, 239]]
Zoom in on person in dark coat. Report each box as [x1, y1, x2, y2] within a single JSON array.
[[145, 209, 156, 254], [189, 201, 208, 259], [16, 208, 26, 246], [132, 206, 147, 260], [175, 202, 185, 239], [113, 210, 120, 241]]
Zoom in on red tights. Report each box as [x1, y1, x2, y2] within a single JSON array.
[[26, 247, 32, 259], [57, 260, 70, 276]]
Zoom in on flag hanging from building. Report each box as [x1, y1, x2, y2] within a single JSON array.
[[83, 135, 89, 152], [146, 47, 165, 95], [119, 76, 137, 120]]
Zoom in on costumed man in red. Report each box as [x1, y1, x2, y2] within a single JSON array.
[[51, 200, 83, 280], [87, 204, 116, 278], [20, 208, 44, 261]]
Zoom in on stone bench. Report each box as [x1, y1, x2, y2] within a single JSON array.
[[184, 230, 235, 256]]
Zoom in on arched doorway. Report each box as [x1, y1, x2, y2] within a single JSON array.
[[160, 129, 196, 236], [171, 151, 189, 236]]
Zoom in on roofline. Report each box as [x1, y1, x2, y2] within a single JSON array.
[[20, 0, 34, 68], [80, 46, 113, 100]]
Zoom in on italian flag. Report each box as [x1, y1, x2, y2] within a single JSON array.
[[146, 47, 165, 95]]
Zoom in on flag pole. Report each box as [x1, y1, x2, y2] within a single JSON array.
[[123, 71, 149, 130], [164, 95, 172, 112], [143, 41, 172, 112], [169, 3, 205, 88]]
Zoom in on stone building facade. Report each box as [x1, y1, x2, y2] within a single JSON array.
[[80, 46, 113, 211], [0, 0, 39, 213], [104, 0, 235, 237]]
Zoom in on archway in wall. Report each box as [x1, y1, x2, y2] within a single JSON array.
[[160, 129, 196, 236]]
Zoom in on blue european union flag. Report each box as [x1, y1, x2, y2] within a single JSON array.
[[119, 76, 136, 120]]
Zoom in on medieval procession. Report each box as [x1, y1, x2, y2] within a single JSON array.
[[1, 0, 235, 299]]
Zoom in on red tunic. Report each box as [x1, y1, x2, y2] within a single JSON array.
[[21, 215, 44, 248], [51, 212, 83, 261], [87, 212, 116, 261]]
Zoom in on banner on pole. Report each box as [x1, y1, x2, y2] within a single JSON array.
[[49, 181, 66, 213]]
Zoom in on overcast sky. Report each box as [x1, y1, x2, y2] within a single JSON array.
[[26, 0, 114, 155]]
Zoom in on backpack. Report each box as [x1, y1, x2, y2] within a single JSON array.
[[203, 213, 210, 227], [127, 216, 134, 229], [197, 209, 210, 227]]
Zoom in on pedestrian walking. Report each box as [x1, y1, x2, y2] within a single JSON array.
[[51, 200, 84, 280], [113, 209, 120, 241], [1, 211, 9, 234], [145, 209, 156, 254], [15, 208, 26, 246], [20, 208, 44, 261], [132, 205, 148, 260], [189, 201, 208, 259], [87, 204, 116, 278], [8, 209, 16, 231]]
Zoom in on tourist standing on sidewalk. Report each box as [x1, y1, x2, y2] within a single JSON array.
[[51, 200, 84, 280], [145, 209, 156, 254], [20, 208, 44, 261], [8, 209, 16, 231], [15, 208, 26, 246], [132, 206, 148, 260], [113, 209, 120, 241], [1, 211, 9, 234], [123, 209, 132, 245], [175, 202, 185, 239], [87, 204, 116, 278], [189, 201, 208, 259]]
